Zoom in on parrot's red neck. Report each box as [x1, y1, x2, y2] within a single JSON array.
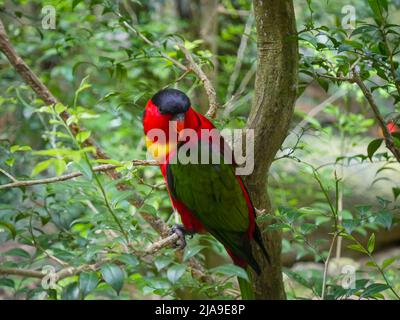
[[143, 98, 215, 162], [143, 99, 205, 137]]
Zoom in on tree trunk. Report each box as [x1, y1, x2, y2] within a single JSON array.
[[244, 0, 298, 299]]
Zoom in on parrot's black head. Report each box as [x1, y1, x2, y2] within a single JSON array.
[[151, 88, 191, 115]]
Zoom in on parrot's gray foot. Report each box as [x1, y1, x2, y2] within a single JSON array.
[[170, 224, 187, 249]]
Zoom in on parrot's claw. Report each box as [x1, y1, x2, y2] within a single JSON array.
[[170, 224, 187, 249]]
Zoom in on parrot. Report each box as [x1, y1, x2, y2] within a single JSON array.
[[142, 88, 269, 299]]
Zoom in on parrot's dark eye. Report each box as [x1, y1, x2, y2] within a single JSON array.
[[151, 88, 190, 115]]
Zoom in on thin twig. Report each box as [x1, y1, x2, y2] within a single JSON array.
[[321, 232, 338, 300], [114, 11, 219, 119], [177, 44, 220, 118], [0, 167, 18, 182], [115, 12, 187, 71], [225, 12, 254, 101], [0, 160, 157, 190], [352, 72, 400, 163]]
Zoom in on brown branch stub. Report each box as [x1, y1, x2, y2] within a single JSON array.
[[0, 267, 44, 278]]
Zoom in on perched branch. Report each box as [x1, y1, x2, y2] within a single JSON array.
[[177, 44, 220, 118], [143, 233, 179, 255], [0, 233, 179, 280], [0, 160, 158, 190]]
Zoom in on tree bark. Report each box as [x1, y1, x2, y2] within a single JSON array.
[[244, 0, 298, 299]]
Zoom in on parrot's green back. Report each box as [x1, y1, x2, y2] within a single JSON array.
[[166, 139, 259, 270]]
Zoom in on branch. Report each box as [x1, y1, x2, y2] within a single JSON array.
[[0, 167, 18, 182], [225, 12, 254, 101], [0, 160, 158, 190], [0, 267, 43, 278], [352, 72, 400, 163], [177, 44, 220, 118], [0, 233, 179, 280]]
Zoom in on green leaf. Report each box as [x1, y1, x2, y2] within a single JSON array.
[[31, 159, 53, 177], [360, 283, 390, 298], [381, 257, 396, 270], [54, 103, 67, 114], [141, 204, 158, 217], [210, 264, 249, 282], [316, 78, 329, 92], [342, 219, 358, 234], [283, 269, 314, 290], [367, 234, 375, 253], [376, 210, 392, 229], [183, 245, 205, 261], [366, 261, 378, 268], [0, 278, 15, 289], [367, 139, 383, 161], [35, 106, 53, 114], [76, 75, 91, 96], [265, 223, 291, 231], [167, 264, 186, 284], [367, 0, 386, 24], [117, 254, 139, 267], [76, 131, 91, 144], [72, 0, 83, 9], [3, 247, 31, 259], [154, 256, 174, 271], [392, 187, 400, 200], [5, 157, 14, 167], [66, 115, 78, 126], [61, 282, 80, 300], [74, 160, 92, 180], [347, 244, 369, 254], [79, 272, 98, 299], [0, 221, 17, 239], [54, 158, 66, 176], [101, 264, 124, 294], [10, 145, 32, 153]]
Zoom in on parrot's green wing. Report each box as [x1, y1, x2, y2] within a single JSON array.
[[166, 139, 257, 267]]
